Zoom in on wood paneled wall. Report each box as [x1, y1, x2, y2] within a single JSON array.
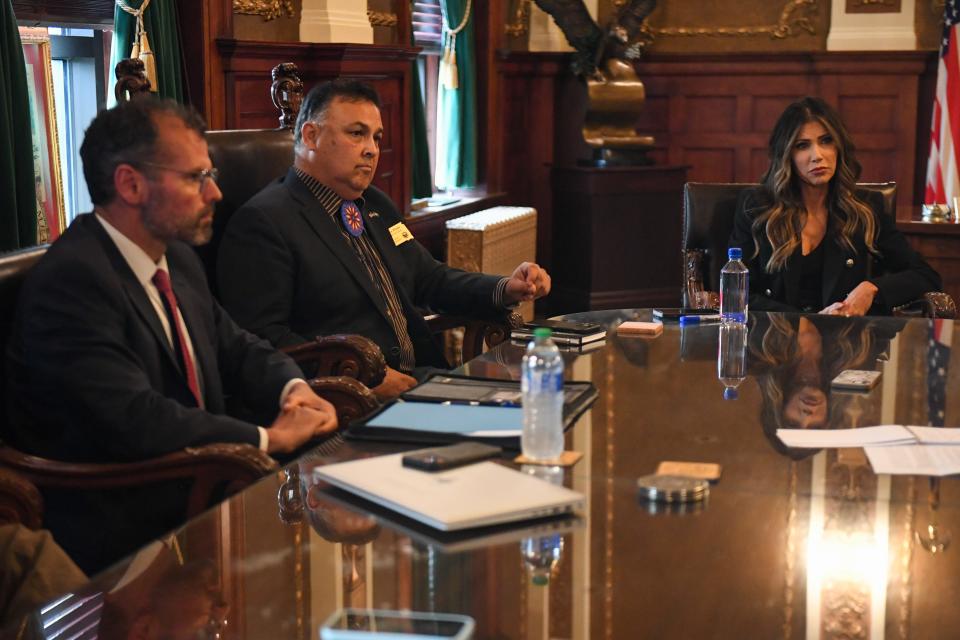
[[495, 50, 938, 277]]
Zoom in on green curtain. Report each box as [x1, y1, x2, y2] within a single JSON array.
[[110, 0, 184, 105], [435, 0, 477, 190], [411, 37, 433, 199], [0, 0, 37, 250]]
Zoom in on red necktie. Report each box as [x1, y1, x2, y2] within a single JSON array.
[[152, 268, 203, 408]]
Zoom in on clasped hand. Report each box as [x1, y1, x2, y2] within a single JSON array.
[[819, 281, 878, 317], [267, 381, 339, 454], [505, 262, 551, 304]]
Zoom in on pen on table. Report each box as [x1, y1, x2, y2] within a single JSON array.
[[679, 314, 723, 326]]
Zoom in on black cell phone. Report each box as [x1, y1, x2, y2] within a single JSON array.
[[522, 319, 603, 335], [402, 442, 502, 472], [653, 308, 719, 321]]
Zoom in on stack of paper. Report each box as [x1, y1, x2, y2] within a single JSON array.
[[776, 425, 960, 476]]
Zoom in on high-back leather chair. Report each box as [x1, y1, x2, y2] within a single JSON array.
[[681, 182, 956, 318]]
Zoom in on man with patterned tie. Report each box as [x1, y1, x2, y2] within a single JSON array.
[[5, 97, 338, 572], [218, 80, 552, 399]]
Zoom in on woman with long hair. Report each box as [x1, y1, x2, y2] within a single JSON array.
[[729, 97, 940, 315]]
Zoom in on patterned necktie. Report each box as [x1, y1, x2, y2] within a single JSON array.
[[152, 268, 203, 408]]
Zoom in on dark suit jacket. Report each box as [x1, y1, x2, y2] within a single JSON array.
[[217, 168, 502, 370], [4, 213, 301, 572], [729, 188, 942, 314]]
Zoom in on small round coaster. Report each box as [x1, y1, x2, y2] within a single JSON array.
[[636, 474, 709, 504]]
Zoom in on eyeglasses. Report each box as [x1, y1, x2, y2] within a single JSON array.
[[136, 161, 220, 190]]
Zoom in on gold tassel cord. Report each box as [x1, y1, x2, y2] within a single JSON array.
[[440, 0, 471, 91], [117, 0, 158, 93]]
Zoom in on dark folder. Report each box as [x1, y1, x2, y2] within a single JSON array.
[[344, 374, 597, 449]]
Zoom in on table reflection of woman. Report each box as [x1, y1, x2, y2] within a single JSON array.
[[730, 97, 940, 316], [750, 314, 899, 457]]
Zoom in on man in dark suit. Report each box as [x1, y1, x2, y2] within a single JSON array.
[[217, 80, 551, 398], [5, 97, 337, 572]]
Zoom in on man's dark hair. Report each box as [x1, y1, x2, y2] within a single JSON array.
[[79, 97, 207, 206], [294, 79, 381, 147]]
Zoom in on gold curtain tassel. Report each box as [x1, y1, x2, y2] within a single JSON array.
[[138, 31, 159, 92]]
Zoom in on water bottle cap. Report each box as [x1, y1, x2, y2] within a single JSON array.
[[728, 247, 742, 260], [532, 574, 549, 586], [723, 387, 739, 401], [533, 327, 552, 339]]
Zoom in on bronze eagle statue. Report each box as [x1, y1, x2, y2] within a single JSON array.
[[532, 0, 656, 79]]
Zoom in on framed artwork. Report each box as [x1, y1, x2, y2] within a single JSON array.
[[20, 30, 66, 243]]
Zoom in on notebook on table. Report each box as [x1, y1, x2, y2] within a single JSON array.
[[313, 453, 585, 531]]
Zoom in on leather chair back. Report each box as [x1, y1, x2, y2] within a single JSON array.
[[682, 182, 896, 305], [200, 128, 295, 293]]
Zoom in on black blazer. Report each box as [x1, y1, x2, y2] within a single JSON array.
[[729, 188, 942, 314], [217, 168, 502, 371], [4, 214, 302, 571]]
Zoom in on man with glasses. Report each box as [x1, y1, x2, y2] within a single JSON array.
[[5, 97, 337, 572]]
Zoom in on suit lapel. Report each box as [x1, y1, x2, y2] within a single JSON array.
[[286, 172, 391, 322], [821, 231, 847, 307], [88, 216, 182, 373], [783, 249, 802, 309]]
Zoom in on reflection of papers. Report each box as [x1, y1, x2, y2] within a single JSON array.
[[865, 445, 960, 476], [777, 425, 916, 448], [777, 425, 960, 449]]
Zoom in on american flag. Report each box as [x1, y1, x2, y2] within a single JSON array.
[[927, 319, 953, 426], [924, 0, 960, 206]]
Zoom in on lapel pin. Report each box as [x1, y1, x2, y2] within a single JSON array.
[[845, 258, 854, 267]]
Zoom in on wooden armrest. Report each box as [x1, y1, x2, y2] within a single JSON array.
[[682, 249, 719, 309], [892, 292, 958, 319], [425, 310, 523, 363], [308, 376, 380, 425], [0, 468, 43, 529], [0, 443, 276, 518], [282, 334, 386, 387]]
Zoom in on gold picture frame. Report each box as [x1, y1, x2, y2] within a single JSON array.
[[19, 31, 66, 242]]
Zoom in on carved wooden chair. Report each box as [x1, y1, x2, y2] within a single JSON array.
[[116, 60, 519, 365], [681, 182, 957, 319]]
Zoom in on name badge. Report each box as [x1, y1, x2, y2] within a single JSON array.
[[389, 222, 414, 246]]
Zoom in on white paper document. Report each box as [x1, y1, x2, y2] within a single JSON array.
[[865, 445, 960, 476]]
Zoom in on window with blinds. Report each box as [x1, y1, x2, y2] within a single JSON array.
[[13, 0, 114, 25], [412, 0, 442, 53]]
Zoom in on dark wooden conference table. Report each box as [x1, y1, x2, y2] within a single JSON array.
[[23, 311, 960, 639]]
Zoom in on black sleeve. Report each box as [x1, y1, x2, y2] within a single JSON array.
[[866, 201, 943, 312], [217, 203, 309, 348]]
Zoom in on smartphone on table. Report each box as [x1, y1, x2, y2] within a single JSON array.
[[402, 442, 501, 472], [320, 608, 475, 639]]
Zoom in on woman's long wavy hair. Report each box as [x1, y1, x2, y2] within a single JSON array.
[[749, 97, 877, 272]]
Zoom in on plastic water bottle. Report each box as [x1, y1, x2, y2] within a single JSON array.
[[520, 465, 565, 586], [720, 247, 749, 324], [522, 328, 564, 461], [717, 322, 748, 400]]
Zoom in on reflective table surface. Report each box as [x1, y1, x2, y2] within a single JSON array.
[[15, 311, 960, 639]]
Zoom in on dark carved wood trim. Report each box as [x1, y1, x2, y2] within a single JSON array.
[[283, 334, 387, 388], [0, 468, 43, 529]]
